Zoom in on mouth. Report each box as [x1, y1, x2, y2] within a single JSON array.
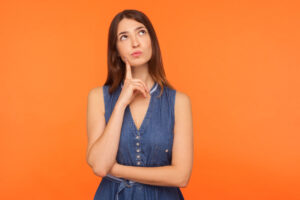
[[131, 51, 142, 57], [131, 53, 142, 57]]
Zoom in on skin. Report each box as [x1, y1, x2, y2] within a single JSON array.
[[116, 18, 154, 96], [86, 18, 194, 188], [115, 18, 155, 129], [110, 18, 194, 187]]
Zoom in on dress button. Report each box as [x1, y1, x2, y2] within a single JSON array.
[[136, 149, 140, 152], [137, 155, 140, 158], [165, 149, 169, 152], [137, 161, 141, 165], [136, 142, 140, 146], [136, 135, 140, 139]]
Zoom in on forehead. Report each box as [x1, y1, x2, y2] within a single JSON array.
[[117, 18, 146, 34]]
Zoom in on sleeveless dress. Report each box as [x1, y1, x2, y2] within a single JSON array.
[[93, 81, 184, 200]]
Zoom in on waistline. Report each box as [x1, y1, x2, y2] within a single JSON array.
[[103, 174, 142, 200]]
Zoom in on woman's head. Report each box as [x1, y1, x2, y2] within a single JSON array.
[[104, 9, 174, 95], [116, 18, 152, 68]]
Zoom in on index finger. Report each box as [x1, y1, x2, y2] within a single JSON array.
[[125, 58, 132, 79]]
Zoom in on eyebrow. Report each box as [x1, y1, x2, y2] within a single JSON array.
[[118, 26, 145, 36]]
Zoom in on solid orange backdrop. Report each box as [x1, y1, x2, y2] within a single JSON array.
[[0, 0, 299, 199]]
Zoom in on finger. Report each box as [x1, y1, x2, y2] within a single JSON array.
[[131, 79, 149, 93], [125, 58, 132, 80], [132, 83, 148, 98], [132, 80, 149, 96]]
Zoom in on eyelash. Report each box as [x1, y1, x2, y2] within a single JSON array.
[[120, 30, 146, 41]]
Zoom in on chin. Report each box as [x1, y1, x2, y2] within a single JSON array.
[[130, 58, 149, 67]]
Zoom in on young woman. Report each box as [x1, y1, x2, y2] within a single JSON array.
[[86, 9, 193, 200]]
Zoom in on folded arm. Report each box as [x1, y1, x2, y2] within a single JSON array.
[[108, 92, 193, 188], [108, 162, 184, 187]]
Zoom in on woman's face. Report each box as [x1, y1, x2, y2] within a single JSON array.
[[116, 18, 152, 67]]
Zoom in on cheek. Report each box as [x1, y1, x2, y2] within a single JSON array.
[[117, 42, 127, 53], [146, 41, 152, 57], [142, 37, 151, 49], [146, 37, 152, 47]]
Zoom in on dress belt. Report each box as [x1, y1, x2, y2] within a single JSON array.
[[103, 174, 142, 200]]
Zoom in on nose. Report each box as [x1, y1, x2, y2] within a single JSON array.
[[131, 35, 140, 47]]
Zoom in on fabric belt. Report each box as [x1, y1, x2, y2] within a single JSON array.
[[103, 174, 142, 200]]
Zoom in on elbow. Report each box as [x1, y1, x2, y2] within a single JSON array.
[[90, 162, 108, 178], [173, 165, 191, 188], [179, 177, 189, 188], [178, 172, 191, 188], [86, 156, 108, 178], [91, 162, 114, 178], [179, 179, 189, 188], [92, 166, 108, 178]]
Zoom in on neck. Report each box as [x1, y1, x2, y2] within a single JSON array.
[[131, 63, 155, 90]]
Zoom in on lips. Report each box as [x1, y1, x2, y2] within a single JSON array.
[[131, 50, 142, 56]]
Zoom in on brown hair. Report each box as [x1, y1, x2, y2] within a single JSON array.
[[104, 9, 175, 97]]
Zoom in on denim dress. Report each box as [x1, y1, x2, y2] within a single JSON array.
[[93, 81, 184, 200]]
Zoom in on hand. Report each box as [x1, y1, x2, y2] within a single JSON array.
[[117, 57, 150, 108]]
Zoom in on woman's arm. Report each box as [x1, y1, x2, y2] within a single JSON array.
[[108, 91, 194, 188], [86, 87, 127, 177], [109, 163, 184, 187]]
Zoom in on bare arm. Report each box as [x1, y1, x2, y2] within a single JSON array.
[[109, 163, 184, 187], [108, 91, 194, 188], [87, 58, 157, 178], [86, 87, 126, 177]]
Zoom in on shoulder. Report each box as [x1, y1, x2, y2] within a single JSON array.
[[87, 86, 105, 114], [174, 90, 192, 113], [163, 86, 191, 109], [88, 86, 103, 99]]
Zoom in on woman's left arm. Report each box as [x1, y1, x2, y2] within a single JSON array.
[[108, 91, 194, 188]]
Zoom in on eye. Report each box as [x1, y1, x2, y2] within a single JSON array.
[[139, 30, 146, 35], [119, 30, 147, 41], [120, 35, 127, 41], [120, 30, 146, 40]]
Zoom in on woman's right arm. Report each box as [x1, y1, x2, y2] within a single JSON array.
[[86, 87, 126, 177], [86, 58, 149, 177]]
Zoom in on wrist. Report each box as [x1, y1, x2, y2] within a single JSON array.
[[115, 101, 127, 111], [110, 162, 121, 177]]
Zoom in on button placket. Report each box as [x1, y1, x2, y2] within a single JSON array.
[[135, 130, 142, 166]]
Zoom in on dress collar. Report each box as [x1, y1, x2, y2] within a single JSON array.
[[120, 81, 158, 95]]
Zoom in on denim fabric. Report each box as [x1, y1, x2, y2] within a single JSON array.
[[93, 82, 184, 200]]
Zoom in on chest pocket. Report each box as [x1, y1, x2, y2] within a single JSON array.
[[149, 129, 173, 166]]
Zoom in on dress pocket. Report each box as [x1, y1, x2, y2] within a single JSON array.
[[149, 142, 171, 166]]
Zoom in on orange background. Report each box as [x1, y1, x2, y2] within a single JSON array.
[[1, 0, 299, 199]]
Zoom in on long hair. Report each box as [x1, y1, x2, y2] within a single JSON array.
[[104, 9, 174, 97]]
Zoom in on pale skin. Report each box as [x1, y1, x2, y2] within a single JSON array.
[[86, 18, 193, 188]]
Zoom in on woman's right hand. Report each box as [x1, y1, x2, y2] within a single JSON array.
[[117, 58, 150, 108]]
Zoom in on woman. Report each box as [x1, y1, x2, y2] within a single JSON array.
[[86, 9, 193, 200]]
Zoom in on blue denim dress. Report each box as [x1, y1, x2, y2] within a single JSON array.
[[93, 81, 184, 200]]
